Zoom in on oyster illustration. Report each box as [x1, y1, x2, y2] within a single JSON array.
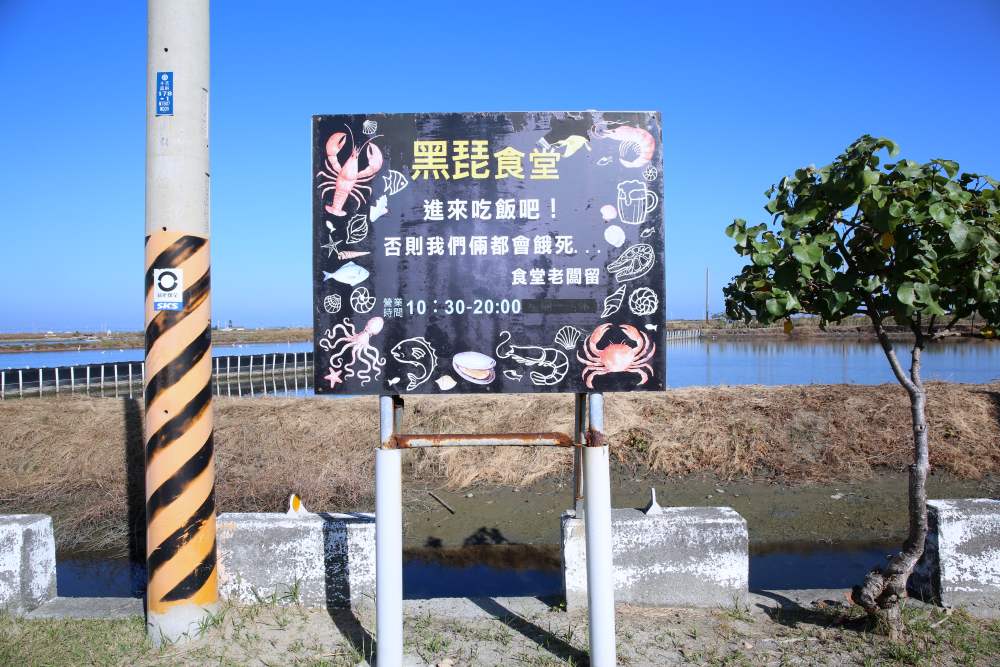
[[604, 225, 626, 248], [452, 351, 496, 385], [435, 375, 457, 391], [553, 326, 583, 350], [326, 261, 369, 286]]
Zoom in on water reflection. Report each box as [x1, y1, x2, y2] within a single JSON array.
[[667, 337, 1000, 387]]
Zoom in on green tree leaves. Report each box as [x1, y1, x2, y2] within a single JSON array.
[[722, 135, 1000, 335]]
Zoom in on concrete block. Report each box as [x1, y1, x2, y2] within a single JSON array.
[[0, 514, 57, 614], [561, 506, 748, 609], [217, 512, 375, 609], [911, 499, 1000, 618]]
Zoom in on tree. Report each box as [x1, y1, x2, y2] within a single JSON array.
[[722, 135, 1000, 637]]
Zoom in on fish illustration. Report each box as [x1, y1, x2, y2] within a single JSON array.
[[390, 337, 438, 391]]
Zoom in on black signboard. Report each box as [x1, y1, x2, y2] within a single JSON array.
[[312, 111, 664, 395]]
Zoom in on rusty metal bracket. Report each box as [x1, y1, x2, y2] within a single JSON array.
[[585, 426, 607, 448], [387, 432, 574, 449]]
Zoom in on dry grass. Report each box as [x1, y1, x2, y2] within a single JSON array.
[[0, 383, 997, 554]]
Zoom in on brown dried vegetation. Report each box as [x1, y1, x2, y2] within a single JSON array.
[[0, 383, 997, 553]]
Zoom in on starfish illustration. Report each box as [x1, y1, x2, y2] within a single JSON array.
[[324, 366, 343, 388], [320, 233, 338, 258]]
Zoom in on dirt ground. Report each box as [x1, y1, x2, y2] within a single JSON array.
[[0, 384, 997, 555], [3, 594, 999, 666]]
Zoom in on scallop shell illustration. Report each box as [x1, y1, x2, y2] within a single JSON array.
[[362, 119, 378, 135], [435, 375, 457, 391], [383, 170, 409, 196], [600, 204, 617, 221], [329, 261, 369, 286], [553, 326, 583, 350], [323, 294, 342, 314]]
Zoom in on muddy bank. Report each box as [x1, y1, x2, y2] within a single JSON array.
[[0, 384, 997, 554], [400, 470, 999, 549]]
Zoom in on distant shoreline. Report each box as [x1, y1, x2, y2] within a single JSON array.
[[1, 319, 990, 354]]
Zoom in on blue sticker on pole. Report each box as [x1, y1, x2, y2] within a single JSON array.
[[156, 71, 173, 116]]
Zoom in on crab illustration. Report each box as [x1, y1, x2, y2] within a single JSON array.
[[577, 323, 656, 388]]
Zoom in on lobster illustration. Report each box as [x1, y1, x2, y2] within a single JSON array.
[[316, 125, 384, 217]]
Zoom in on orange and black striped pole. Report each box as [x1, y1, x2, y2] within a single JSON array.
[[144, 0, 218, 644]]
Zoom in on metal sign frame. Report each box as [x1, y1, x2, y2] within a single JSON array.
[[374, 392, 617, 666]]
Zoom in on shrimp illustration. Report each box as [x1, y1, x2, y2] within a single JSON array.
[[316, 124, 384, 217], [495, 331, 569, 386], [592, 122, 655, 169]]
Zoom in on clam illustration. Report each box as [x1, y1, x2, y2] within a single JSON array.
[[452, 351, 496, 385], [435, 375, 457, 391]]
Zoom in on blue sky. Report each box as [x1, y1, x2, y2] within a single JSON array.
[[1, 0, 998, 331]]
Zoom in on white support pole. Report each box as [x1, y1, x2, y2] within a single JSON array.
[[19, 370, 23, 398], [128, 363, 133, 398], [376, 396, 403, 666], [584, 392, 616, 667], [55, 368, 59, 395], [86, 366, 91, 395], [1, 371, 5, 400], [114, 365, 119, 398], [70, 367, 75, 393], [236, 357, 242, 397], [38, 369, 43, 397]]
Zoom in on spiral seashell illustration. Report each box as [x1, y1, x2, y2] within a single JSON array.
[[382, 170, 409, 196], [629, 287, 659, 316], [362, 119, 378, 135], [350, 286, 376, 313], [553, 326, 583, 350]]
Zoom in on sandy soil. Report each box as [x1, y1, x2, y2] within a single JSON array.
[[6, 593, 998, 666]]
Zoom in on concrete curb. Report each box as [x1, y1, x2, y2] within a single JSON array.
[[561, 506, 749, 609], [216, 512, 376, 609], [0, 514, 56, 615], [912, 498, 1000, 618]]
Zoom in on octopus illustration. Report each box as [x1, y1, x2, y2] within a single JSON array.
[[577, 323, 655, 388], [319, 316, 386, 386]]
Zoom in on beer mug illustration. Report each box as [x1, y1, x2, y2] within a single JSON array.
[[616, 180, 659, 225]]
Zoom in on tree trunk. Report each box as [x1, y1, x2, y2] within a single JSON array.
[[852, 329, 930, 639]]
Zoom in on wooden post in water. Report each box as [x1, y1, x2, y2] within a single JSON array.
[[144, 0, 218, 644]]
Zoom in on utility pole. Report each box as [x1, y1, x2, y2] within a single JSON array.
[[144, 0, 218, 645], [705, 267, 710, 323]]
